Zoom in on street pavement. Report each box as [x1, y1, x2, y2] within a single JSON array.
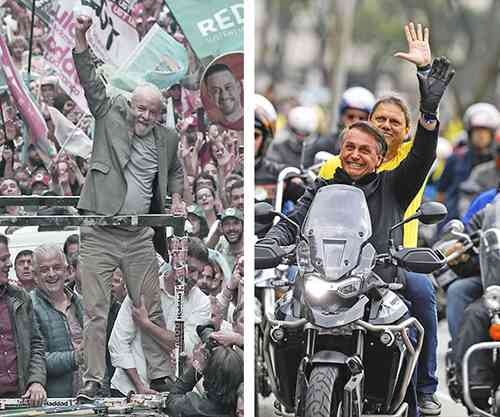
[[258, 320, 468, 416]]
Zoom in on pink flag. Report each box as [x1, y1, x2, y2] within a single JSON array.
[[0, 34, 50, 158]]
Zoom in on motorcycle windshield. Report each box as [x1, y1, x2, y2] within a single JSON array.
[[479, 194, 500, 289], [302, 184, 372, 280]]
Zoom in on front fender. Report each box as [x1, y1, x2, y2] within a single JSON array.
[[311, 350, 348, 365]]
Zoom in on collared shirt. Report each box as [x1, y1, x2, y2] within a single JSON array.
[[0, 285, 18, 394], [109, 275, 211, 395]]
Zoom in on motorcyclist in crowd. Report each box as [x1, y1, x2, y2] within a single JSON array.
[[318, 23, 443, 414], [442, 189, 500, 412], [310, 86, 376, 157], [444, 183, 499, 354], [460, 121, 500, 201], [266, 105, 319, 169], [462, 182, 500, 225], [263, 32, 455, 417], [437, 102, 500, 222], [255, 94, 304, 205], [453, 289, 500, 413]]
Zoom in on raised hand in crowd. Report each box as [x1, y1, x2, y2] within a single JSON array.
[[394, 22, 432, 68], [74, 14, 93, 52], [177, 116, 204, 177], [213, 134, 234, 173]]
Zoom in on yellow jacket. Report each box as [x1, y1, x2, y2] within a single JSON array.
[[318, 141, 427, 248]]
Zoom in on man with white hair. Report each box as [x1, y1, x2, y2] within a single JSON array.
[[73, 15, 184, 400], [30, 244, 84, 398]]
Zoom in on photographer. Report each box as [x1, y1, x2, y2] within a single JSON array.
[[164, 323, 244, 417]]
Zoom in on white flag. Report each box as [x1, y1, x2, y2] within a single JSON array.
[[48, 106, 92, 158]]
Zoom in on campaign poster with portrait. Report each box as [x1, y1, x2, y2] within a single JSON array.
[[200, 52, 243, 131]]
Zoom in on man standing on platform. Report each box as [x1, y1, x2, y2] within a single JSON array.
[[73, 15, 184, 400]]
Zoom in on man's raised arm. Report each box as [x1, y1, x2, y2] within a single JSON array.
[[394, 22, 456, 131], [72, 16, 111, 119], [394, 56, 455, 207]]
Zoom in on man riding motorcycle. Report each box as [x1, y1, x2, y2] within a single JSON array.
[[266, 105, 320, 170], [255, 94, 305, 207], [262, 51, 455, 417], [317, 22, 444, 415], [437, 102, 500, 222], [443, 191, 500, 413]]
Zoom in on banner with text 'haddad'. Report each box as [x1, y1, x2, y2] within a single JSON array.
[[165, 0, 243, 62]]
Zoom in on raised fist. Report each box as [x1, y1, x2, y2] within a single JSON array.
[[75, 15, 93, 37]]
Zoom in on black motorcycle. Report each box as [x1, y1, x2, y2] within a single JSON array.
[[255, 184, 447, 417]]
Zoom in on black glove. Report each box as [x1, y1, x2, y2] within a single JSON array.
[[256, 238, 279, 246], [417, 56, 455, 117]]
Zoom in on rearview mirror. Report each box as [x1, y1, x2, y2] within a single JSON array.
[[389, 201, 448, 246], [417, 202, 448, 225]]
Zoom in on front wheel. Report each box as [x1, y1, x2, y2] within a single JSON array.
[[304, 366, 341, 417]]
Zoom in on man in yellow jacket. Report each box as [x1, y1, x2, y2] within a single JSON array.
[[318, 22, 442, 415]]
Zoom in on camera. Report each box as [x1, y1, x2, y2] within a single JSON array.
[[196, 322, 219, 350]]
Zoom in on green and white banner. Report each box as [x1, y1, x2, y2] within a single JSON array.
[[111, 23, 189, 92], [165, 0, 243, 62]]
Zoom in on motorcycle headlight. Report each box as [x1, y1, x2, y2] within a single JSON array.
[[304, 274, 362, 304], [484, 286, 500, 311], [336, 277, 362, 299], [304, 274, 331, 299]]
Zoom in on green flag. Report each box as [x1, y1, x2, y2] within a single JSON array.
[[110, 24, 189, 92], [165, 0, 243, 62]]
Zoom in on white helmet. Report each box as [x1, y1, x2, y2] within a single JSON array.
[[339, 86, 376, 116], [255, 94, 277, 138], [288, 106, 318, 135], [463, 102, 500, 131], [255, 94, 277, 124]]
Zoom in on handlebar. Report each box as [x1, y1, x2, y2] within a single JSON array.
[[436, 230, 481, 264]]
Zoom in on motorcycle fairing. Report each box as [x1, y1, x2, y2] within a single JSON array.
[[368, 290, 408, 325], [304, 295, 368, 328], [302, 185, 372, 281]]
